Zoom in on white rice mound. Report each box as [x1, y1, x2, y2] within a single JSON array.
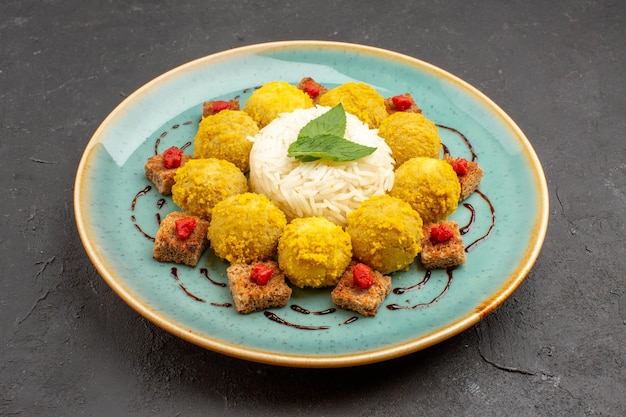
[[249, 105, 395, 226]]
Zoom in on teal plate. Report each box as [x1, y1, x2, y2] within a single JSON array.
[[74, 41, 549, 368]]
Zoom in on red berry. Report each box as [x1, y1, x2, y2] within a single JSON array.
[[450, 158, 468, 176], [303, 81, 321, 98], [162, 146, 183, 169], [175, 217, 196, 240], [352, 263, 374, 289], [211, 100, 231, 113], [430, 224, 455, 243], [250, 264, 273, 285], [391, 95, 413, 111]]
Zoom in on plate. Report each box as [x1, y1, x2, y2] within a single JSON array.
[[74, 41, 549, 368]]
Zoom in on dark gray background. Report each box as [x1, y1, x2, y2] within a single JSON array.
[[2, 0, 625, 416]]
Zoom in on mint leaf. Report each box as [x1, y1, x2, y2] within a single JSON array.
[[287, 134, 377, 162], [287, 104, 377, 162], [298, 103, 346, 139]]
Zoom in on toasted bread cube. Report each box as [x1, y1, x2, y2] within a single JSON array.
[[445, 155, 484, 201], [420, 221, 466, 270], [384, 93, 422, 115], [153, 212, 209, 267], [331, 261, 392, 317], [202, 98, 240, 117], [144, 153, 192, 195], [226, 261, 292, 314]]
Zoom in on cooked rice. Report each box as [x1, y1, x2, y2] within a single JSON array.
[[249, 106, 395, 226]]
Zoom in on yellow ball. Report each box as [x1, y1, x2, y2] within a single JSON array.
[[243, 81, 313, 128], [172, 158, 248, 220], [378, 111, 442, 167], [318, 82, 387, 128], [209, 193, 287, 264], [193, 110, 259, 172], [390, 157, 460, 223], [347, 195, 423, 274], [278, 217, 352, 288]]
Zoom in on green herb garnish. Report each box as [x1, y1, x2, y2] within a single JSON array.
[[287, 104, 377, 162]]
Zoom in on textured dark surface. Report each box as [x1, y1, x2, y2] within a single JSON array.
[[2, 0, 625, 416]]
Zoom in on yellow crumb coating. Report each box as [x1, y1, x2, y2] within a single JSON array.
[[243, 81, 314, 128], [390, 157, 460, 223], [208, 193, 287, 264], [377, 111, 442, 167], [318, 82, 387, 128], [346, 195, 423, 274], [193, 110, 259, 172], [278, 217, 352, 288], [172, 158, 248, 220]]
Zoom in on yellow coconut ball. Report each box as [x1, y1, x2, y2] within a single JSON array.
[[193, 110, 259, 172], [346, 195, 423, 274], [172, 158, 248, 220], [208, 193, 287, 264], [377, 111, 442, 167], [390, 157, 460, 223], [243, 81, 314, 128], [278, 217, 352, 288], [318, 82, 387, 128]]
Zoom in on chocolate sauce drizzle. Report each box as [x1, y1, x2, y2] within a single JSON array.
[[393, 270, 432, 295], [290, 305, 336, 315], [464, 190, 496, 252], [131, 185, 151, 211], [460, 203, 476, 235], [171, 267, 205, 302], [200, 268, 227, 288], [387, 268, 455, 311], [154, 120, 193, 154], [131, 185, 155, 241], [263, 312, 330, 330], [211, 302, 233, 308], [437, 124, 478, 162], [339, 316, 359, 326]]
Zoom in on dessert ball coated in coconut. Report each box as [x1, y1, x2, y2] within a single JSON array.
[[277, 217, 352, 288], [208, 193, 287, 264], [318, 82, 387, 128], [377, 111, 442, 167], [243, 81, 314, 128], [193, 110, 259, 172], [172, 158, 248, 220], [346, 195, 423, 274], [390, 157, 460, 223]]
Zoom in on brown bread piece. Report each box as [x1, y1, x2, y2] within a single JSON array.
[[144, 153, 192, 195], [153, 211, 210, 267], [226, 261, 292, 314], [444, 155, 484, 201], [420, 221, 466, 270], [331, 261, 392, 317]]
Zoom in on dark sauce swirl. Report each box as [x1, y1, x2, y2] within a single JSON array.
[[263, 311, 330, 330], [339, 316, 359, 326], [387, 268, 455, 311], [171, 267, 205, 302], [465, 190, 496, 252], [393, 270, 432, 295], [290, 305, 336, 315], [436, 124, 478, 162], [460, 203, 476, 235], [200, 268, 227, 288], [131, 185, 155, 241]]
